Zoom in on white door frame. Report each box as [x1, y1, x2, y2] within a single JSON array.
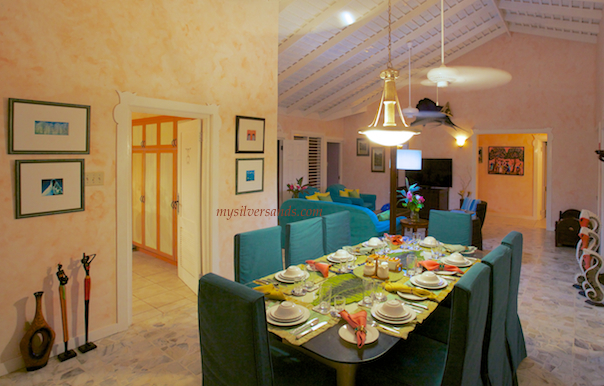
[[471, 127, 553, 230], [114, 91, 221, 330]]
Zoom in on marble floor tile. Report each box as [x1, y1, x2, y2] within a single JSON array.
[[3, 219, 604, 385]]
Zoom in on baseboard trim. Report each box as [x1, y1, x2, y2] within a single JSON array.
[[0, 322, 125, 376]]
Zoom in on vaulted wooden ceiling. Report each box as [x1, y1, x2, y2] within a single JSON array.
[[279, 0, 601, 120]]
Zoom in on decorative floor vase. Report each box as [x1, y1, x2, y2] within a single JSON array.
[[20, 291, 55, 371]]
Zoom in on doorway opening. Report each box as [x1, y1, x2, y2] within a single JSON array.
[[326, 142, 341, 187]]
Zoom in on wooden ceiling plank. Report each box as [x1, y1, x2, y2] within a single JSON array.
[[280, 0, 297, 13], [508, 24, 597, 43], [498, 0, 602, 20], [280, 0, 354, 54], [505, 13, 599, 34], [491, 0, 512, 36]]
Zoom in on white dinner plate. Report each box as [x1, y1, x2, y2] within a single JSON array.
[[266, 307, 310, 326], [274, 271, 310, 283], [371, 305, 416, 325], [375, 307, 410, 321], [434, 270, 456, 276], [410, 276, 448, 290], [327, 255, 355, 264], [441, 257, 472, 268], [362, 241, 385, 249], [397, 291, 428, 301], [419, 241, 441, 248], [267, 304, 304, 322], [461, 246, 477, 255], [339, 324, 379, 345]]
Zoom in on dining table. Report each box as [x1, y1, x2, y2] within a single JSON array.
[[252, 237, 486, 386]]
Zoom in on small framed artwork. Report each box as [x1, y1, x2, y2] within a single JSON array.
[[357, 138, 369, 156], [371, 147, 385, 172], [235, 116, 265, 153], [236, 158, 264, 194], [15, 159, 85, 219], [488, 146, 524, 175], [8, 98, 90, 154]]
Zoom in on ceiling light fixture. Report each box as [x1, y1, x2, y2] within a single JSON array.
[[359, 0, 419, 147]]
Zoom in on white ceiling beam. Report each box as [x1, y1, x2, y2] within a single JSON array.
[[318, 21, 504, 119], [291, 1, 488, 114], [280, 0, 296, 13], [498, 0, 602, 20], [491, 0, 511, 37], [508, 24, 597, 44], [505, 14, 599, 34], [279, 0, 442, 101], [278, 0, 390, 83], [279, 0, 354, 54]]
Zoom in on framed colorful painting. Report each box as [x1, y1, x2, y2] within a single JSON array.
[[357, 138, 369, 156], [235, 116, 265, 153], [8, 98, 90, 154], [236, 158, 264, 194], [15, 159, 85, 219], [488, 146, 524, 175], [371, 147, 386, 172]]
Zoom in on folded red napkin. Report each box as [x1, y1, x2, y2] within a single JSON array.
[[419, 260, 463, 274], [306, 260, 331, 278], [383, 233, 403, 246], [339, 310, 367, 348]]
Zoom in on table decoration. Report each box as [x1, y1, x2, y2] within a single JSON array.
[[339, 310, 368, 348], [310, 274, 365, 306], [397, 183, 424, 222], [286, 176, 309, 198]]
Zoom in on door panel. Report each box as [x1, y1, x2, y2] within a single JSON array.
[[159, 153, 174, 256], [282, 139, 308, 201], [132, 153, 143, 245], [145, 153, 157, 249]]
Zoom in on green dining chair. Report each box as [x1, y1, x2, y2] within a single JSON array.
[[285, 217, 325, 266], [322, 211, 351, 254], [481, 244, 514, 386], [198, 273, 336, 386], [234, 226, 283, 285], [501, 231, 528, 375], [356, 262, 491, 386], [428, 210, 473, 246]]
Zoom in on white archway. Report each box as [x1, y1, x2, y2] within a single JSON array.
[[113, 91, 221, 329]]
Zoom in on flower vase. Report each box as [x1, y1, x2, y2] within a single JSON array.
[[292, 192, 299, 198], [20, 291, 55, 371], [410, 210, 420, 222]]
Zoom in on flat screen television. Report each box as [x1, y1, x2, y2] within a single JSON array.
[[405, 158, 453, 188]]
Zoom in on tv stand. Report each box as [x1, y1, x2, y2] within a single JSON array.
[[417, 186, 449, 219]]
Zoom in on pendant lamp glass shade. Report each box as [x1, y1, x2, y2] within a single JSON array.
[[360, 68, 419, 146]]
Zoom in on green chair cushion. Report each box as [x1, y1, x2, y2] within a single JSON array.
[[428, 210, 473, 246], [234, 226, 283, 285], [322, 211, 351, 254], [285, 217, 325, 266]]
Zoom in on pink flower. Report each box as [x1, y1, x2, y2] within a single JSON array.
[[417, 195, 425, 203], [406, 191, 413, 200]]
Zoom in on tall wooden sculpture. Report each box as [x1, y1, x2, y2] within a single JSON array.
[[78, 253, 97, 353], [56, 264, 77, 361]]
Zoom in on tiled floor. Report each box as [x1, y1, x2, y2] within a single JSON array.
[[2, 217, 604, 385]]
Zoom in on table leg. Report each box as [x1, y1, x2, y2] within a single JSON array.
[[333, 363, 358, 386]]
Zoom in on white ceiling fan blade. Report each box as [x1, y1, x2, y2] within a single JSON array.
[[420, 66, 511, 90]]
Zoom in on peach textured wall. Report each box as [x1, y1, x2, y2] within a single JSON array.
[[477, 134, 535, 217], [0, 0, 278, 373], [340, 33, 598, 222]]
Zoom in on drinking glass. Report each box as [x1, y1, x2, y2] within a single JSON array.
[[406, 253, 418, 277], [304, 277, 315, 292], [318, 283, 332, 313], [359, 279, 374, 307], [373, 280, 387, 303], [334, 295, 346, 312]]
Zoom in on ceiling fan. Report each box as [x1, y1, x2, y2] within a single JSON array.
[[423, 0, 512, 90]]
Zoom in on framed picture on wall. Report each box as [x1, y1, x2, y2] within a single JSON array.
[[357, 138, 369, 156], [236, 158, 264, 194], [488, 146, 524, 175], [235, 116, 265, 153], [371, 147, 385, 172], [8, 98, 91, 154], [15, 159, 85, 219]]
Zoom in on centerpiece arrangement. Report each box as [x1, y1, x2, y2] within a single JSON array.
[[397, 183, 424, 222], [287, 177, 309, 198]]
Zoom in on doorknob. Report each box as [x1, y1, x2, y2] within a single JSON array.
[[140, 196, 145, 203]]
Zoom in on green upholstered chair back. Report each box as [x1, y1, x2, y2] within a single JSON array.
[[501, 231, 527, 372], [441, 262, 491, 385], [480, 245, 514, 386], [234, 226, 283, 285], [322, 211, 351, 254], [285, 217, 325, 266], [428, 210, 473, 246], [198, 273, 274, 386]]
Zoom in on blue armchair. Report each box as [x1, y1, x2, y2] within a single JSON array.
[[325, 184, 376, 211]]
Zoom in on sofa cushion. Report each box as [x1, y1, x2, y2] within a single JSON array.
[[317, 193, 332, 202], [377, 210, 390, 221], [346, 189, 361, 199], [339, 190, 350, 197], [305, 194, 319, 201]]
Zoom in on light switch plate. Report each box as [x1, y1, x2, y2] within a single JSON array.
[[85, 172, 104, 186]]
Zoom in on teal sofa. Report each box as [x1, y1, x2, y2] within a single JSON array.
[[326, 184, 376, 211], [278, 198, 405, 246]]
